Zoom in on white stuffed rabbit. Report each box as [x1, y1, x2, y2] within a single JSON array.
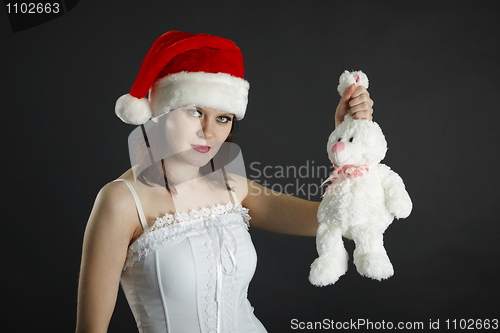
[[309, 71, 412, 286]]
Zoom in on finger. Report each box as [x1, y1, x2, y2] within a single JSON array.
[[349, 102, 373, 119], [349, 101, 372, 113], [349, 93, 374, 108], [341, 83, 357, 102], [351, 85, 369, 99], [351, 110, 373, 121], [335, 83, 357, 125]]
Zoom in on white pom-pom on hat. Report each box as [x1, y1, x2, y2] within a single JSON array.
[[115, 94, 152, 125], [337, 70, 369, 96]]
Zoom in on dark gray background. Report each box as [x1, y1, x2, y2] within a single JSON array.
[[2, 1, 499, 332]]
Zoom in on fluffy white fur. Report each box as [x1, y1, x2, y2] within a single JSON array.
[[337, 70, 369, 96], [115, 94, 152, 125], [150, 71, 250, 120], [309, 113, 412, 286]]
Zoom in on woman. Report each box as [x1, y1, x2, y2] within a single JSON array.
[[76, 31, 373, 333]]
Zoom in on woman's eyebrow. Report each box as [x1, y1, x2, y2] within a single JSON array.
[[213, 110, 234, 118], [197, 107, 234, 118]]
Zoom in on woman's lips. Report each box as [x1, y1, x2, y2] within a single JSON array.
[[191, 144, 211, 153]]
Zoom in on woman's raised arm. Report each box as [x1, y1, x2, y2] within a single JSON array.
[[76, 181, 141, 333], [242, 179, 320, 236], [242, 84, 373, 237]]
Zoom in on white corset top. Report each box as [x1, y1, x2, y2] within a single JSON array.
[[124, 201, 251, 270], [115, 179, 267, 333]]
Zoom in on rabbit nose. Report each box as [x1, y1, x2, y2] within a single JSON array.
[[332, 142, 345, 153]]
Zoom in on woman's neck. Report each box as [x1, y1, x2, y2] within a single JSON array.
[[164, 156, 202, 185]]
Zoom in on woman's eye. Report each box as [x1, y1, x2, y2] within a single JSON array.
[[217, 116, 231, 123], [187, 109, 202, 117]]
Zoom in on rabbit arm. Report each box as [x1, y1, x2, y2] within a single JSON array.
[[377, 165, 412, 219]]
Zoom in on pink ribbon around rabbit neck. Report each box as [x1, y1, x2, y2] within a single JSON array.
[[320, 164, 370, 192]]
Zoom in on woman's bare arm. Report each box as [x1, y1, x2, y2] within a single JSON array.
[[243, 84, 374, 236], [76, 181, 141, 333], [243, 84, 373, 236], [242, 179, 320, 236]]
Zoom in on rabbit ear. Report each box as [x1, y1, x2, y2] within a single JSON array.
[[337, 70, 369, 96]]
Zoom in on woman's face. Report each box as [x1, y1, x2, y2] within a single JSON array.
[[163, 106, 234, 167]]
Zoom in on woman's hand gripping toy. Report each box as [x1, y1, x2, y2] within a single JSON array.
[[309, 71, 412, 286]]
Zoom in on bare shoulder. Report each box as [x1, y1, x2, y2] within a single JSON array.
[[86, 171, 140, 240], [242, 177, 275, 206], [96, 180, 134, 212], [95, 168, 136, 212]]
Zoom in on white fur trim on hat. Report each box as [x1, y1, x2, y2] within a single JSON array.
[[149, 71, 249, 120], [337, 70, 369, 96], [115, 94, 152, 125]]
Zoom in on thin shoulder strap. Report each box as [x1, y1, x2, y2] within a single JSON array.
[[113, 179, 148, 231], [226, 181, 239, 204], [221, 167, 239, 204]]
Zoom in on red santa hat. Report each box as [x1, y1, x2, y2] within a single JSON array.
[[115, 31, 249, 125]]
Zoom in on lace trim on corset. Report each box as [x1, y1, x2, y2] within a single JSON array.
[[123, 202, 251, 270]]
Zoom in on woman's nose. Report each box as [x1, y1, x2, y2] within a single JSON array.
[[197, 121, 214, 140], [204, 129, 214, 139]]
